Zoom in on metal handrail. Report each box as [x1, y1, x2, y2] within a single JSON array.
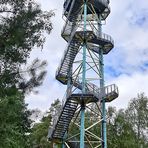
[[51, 85, 73, 134], [61, 21, 78, 41], [51, 82, 118, 133], [83, 83, 118, 99], [63, 0, 71, 14], [92, 26, 114, 45], [55, 41, 73, 77], [100, 32, 114, 44]]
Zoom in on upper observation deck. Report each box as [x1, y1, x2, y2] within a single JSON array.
[[63, 0, 110, 21]]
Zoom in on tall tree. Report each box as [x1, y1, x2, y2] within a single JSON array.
[[0, 0, 54, 147], [107, 108, 138, 148], [30, 99, 61, 148], [126, 93, 148, 147], [0, 92, 32, 148], [0, 0, 54, 95], [31, 96, 148, 148]]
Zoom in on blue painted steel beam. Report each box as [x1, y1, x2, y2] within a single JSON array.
[[82, 1, 87, 94], [99, 47, 107, 148], [80, 1, 87, 148], [62, 142, 65, 148], [80, 106, 85, 148]]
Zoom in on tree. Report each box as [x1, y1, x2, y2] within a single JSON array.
[[30, 99, 61, 148], [107, 93, 148, 148], [0, 92, 32, 148], [0, 0, 54, 147], [0, 0, 54, 95], [31, 94, 148, 148], [30, 114, 52, 148], [107, 107, 138, 148], [126, 93, 148, 147]]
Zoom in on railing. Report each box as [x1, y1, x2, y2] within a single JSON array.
[[56, 65, 118, 101], [78, 82, 118, 100], [63, 0, 71, 14], [90, 83, 116, 99], [62, 26, 114, 47], [50, 85, 74, 136], [93, 27, 114, 45], [101, 32, 114, 45], [105, 84, 119, 96], [48, 102, 63, 138], [61, 20, 114, 47], [55, 42, 73, 77], [61, 21, 78, 41]]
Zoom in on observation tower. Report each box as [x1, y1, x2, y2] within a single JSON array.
[[48, 0, 119, 147]]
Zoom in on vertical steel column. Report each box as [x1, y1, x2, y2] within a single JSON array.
[[82, 0, 87, 92], [62, 142, 65, 148], [98, 13, 107, 148], [80, 105, 85, 148], [51, 141, 54, 148], [99, 47, 107, 148], [80, 1, 87, 148]]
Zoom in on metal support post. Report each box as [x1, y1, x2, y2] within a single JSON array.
[[62, 142, 65, 148], [82, 1, 87, 93], [80, 105, 85, 148], [80, 1, 87, 148], [51, 141, 54, 148], [99, 48, 107, 148], [98, 13, 107, 148]]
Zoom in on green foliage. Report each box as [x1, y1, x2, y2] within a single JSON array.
[[30, 99, 61, 148], [107, 108, 137, 148], [31, 94, 148, 148], [0, 0, 54, 64], [0, 0, 54, 95], [0, 92, 32, 148], [107, 93, 148, 148], [30, 115, 52, 148], [126, 93, 148, 147], [0, 0, 54, 147]]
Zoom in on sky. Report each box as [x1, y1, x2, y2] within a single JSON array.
[[26, 0, 148, 111]]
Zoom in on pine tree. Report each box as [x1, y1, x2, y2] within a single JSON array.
[[0, 0, 54, 147]]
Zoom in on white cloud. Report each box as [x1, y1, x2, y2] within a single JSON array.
[[107, 70, 148, 109], [104, 0, 148, 74]]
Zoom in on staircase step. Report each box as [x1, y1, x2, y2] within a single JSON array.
[[51, 97, 78, 139], [56, 126, 68, 130]]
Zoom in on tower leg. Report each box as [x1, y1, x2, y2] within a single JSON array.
[[50, 141, 54, 148], [99, 48, 107, 148], [80, 1, 87, 147], [80, 105, 85, 148], [62, 142, 65, 148]]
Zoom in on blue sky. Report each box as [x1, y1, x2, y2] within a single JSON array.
[[26, 0, 148, 111]]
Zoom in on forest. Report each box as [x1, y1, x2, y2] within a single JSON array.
[[30, 93, 148, 148], [0, 0, 148, 148]]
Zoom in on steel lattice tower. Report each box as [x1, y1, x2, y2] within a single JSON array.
[[48, 0, 119, 148]]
